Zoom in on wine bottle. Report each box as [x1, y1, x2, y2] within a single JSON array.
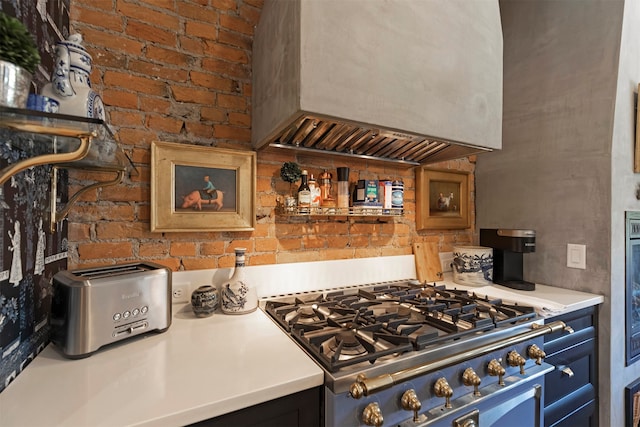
[[297, 170, 311, 213]]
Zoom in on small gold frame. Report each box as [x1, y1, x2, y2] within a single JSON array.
[[151, 141, 256, 232], [415, 167, 471, 230]]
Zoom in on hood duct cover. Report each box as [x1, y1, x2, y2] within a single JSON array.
[[252, 0, 503, 166]]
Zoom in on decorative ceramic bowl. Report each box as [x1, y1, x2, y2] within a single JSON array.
[[452, 246, 493, 286], [191, 285, 219, 317]]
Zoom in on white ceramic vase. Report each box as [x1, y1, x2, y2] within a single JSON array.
[[221, 248, 258, 314], [40, 34, 105, 120]]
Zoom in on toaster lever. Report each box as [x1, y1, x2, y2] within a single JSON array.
[[113, 322, 148, 337]]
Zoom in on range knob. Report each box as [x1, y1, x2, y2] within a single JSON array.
[[362, 402, 384, 427], [528, 344, 546, 365], [462, 367, 482, 396], [507, 350, 527, 375], [487, 359, 505, 386], [401, 389, 421, 422], [434, 377, 453, 409]]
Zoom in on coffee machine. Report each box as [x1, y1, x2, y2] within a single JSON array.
[[479, 229, 536, 291]]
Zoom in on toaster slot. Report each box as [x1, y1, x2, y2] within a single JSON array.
[[71, 263, 157, 280]]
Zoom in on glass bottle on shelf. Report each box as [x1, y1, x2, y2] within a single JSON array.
[[221, 248, 257, 315], [297, 169, 311, 214], [308, 173, 321, 210]]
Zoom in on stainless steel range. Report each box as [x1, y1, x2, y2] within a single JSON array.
[[263, 280, 573, 426]]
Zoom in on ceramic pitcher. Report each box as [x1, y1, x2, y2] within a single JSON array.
[[41, 34, 105, 120]]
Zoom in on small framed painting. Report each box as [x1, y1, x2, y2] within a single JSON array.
[[626, 377, 640, 427], [415, 167, 470, 230], [151, 141, 256, 232]]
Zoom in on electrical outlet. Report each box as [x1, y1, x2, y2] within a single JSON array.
[[439, 252, 454, 273], [172, 283, 191, 304]]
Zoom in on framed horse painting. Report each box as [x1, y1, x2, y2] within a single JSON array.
[[415, 167, 470, 230], [151, 141, 256, 232]]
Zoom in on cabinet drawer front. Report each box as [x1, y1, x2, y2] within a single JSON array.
[[546, 394, 596, 427], [545, 338, 596, 405], [545, 327, 595, 357], [545, 307, 596, 343]]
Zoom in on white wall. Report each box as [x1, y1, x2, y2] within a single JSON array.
[[612, 0, 640, 423], [476, 1, 625, 425]]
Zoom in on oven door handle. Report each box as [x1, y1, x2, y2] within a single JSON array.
[[349, 320, 570, 399]]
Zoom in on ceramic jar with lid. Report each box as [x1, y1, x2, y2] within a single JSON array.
[[41, 34, 106, 120]]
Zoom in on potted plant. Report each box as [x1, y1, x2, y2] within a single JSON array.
[[0, 11, 40, 108], [280, 161, 301, 211]]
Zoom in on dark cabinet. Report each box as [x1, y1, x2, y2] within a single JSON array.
[[543, 306, 598, 427], [188, 386, 321, 427]]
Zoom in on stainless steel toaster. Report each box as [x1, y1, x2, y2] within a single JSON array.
[[51, 262, 172, 358]]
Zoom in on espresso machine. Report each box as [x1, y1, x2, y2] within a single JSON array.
[[480, 229, 536, 291]]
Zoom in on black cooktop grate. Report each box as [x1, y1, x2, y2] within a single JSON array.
[[264, 281, 536, 372]]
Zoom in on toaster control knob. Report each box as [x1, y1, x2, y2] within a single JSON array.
[[487, 359, 506, 386], [362, 402, 383, 427], [507, 350, 527, 375], [434, 377, 453, 409]]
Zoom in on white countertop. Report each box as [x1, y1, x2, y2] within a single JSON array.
[[437, 278, 605, 318], [0, 305, 324, 427]]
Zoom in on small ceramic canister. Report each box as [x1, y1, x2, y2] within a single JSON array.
[[452, 246, 494, 286], [191, 285, 219, 317], [27, 94, 60, 113]]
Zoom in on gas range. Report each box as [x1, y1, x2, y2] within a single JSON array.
[[262, 279, 571, 426]]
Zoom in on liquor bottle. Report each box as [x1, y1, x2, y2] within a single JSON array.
[[297, 170, 311, 213], [221, 248, 258, 314], [308, 173, 321, 209]]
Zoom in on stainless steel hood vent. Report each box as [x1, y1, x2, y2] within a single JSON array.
[[252, 0, 503, 166], [266, 114, 492, 166]]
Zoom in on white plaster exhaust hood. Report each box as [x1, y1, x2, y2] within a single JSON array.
[[252, 0, 503, 166]]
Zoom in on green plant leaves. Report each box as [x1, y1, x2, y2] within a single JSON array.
[[280, 161, 302, 183], [0, 12, 40, 74]]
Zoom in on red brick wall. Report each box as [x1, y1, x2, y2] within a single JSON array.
[[68, 0, 475, 271]]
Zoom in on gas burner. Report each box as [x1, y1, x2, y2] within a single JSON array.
[[265, 295, 337, 330], [324, 330, 368, 359], [292, 314, 414, 372]]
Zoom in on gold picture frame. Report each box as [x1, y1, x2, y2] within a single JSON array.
[[415, 167, 470, 230], [151, 141, 256, 232]]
